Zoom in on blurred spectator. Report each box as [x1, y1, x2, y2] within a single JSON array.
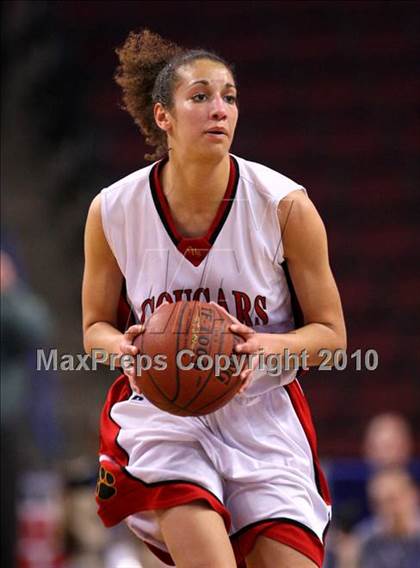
[[327, 412, 420, 532], [1, 249, 52, 424], [62, 458, 106, 568], [1, 249, 53, 567], [363, 413, 413, 469], [357, 467, 420, 567], [325, 412, 420, 567], [61, 458, 166, 568], [328, 467, 420, 568]]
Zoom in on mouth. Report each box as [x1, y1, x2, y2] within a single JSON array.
[[205, 128, 228, 137]]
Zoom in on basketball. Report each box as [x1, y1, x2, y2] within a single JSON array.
[[135, 301, 245, 416]]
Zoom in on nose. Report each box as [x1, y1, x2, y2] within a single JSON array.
[[210, 94, 227, 121]]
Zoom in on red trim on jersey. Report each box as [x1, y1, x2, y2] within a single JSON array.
[[151, 155, 238, 266], [285, 380, 331, 505]]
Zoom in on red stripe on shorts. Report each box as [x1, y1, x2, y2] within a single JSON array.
[[285, 380, 331, 505], [97, 375, 326, 566], [99, 374, 131, 466], [232, 519, 324, 567], [143, 517, 324, 568], [97, 374, 231, 532]]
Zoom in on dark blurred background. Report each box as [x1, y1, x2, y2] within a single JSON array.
[[2, 1, 420, 566]]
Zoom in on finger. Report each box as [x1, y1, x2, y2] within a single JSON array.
[[209, 301, 241, 325], [155, 300, 170, 312], [230, 322, 255, 336], [123, 363, 136, 378], [250, 353, 260, 371], [238, 372, 253, 393], [240, 367, 253, 382], [123, 324, 145, 356], [130, 381, 141, 394], [124, 367, 141, 394], [125, 324, 145, 336], [120, 342, 138, 356], [235, 338, 260, 354]]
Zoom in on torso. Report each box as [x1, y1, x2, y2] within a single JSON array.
[[101, 154, 306, 394]]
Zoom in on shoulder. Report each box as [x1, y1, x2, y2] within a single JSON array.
[[232, 154, 305, 202], [87, 162, 157, 240], [278, 187, 320, 228], [278, 189, 327, 260], [101, 161, 156, 201]]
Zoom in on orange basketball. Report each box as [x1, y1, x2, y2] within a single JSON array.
[[135, 301, 245, 416]]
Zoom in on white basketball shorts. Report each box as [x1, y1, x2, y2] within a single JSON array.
[[96, 374, 331, 567]]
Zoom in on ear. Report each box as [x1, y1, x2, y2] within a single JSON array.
[[154, 103, 172, 133]]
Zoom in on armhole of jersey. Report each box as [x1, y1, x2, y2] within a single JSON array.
[[100, 188, 127, 283], [117, 280, 137, 332], [100, 189, 111, 248], [101, 189, 133, 332], [274, 186, 307, 266], [100, 188, 118, 261]]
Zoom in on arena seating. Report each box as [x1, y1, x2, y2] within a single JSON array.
[[44, 1, 420, 455]]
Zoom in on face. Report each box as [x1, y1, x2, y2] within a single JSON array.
[[156, 59, 239, 161], [369, 472, 418, 527], [364, 415, 411, 467]]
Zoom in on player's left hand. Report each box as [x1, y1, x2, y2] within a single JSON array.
[[210, 302, 261, 393], [229, 321, 265, 393]]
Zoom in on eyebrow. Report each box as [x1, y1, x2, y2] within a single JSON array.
[[189, 79, 237, 89]]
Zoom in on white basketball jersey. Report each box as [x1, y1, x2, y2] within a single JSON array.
[[101, 154, 306, 395]]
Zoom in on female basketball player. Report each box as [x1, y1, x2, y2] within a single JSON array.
[[82, 30, 346, 568]]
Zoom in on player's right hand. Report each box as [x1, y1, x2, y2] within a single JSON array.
[[119, 324, 145, 393], [119, 302, 169, 393]]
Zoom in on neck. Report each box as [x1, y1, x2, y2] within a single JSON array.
[[161, 152, 231, 211]]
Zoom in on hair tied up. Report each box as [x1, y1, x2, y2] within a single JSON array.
[[115, 29, 236, 162], [115, 29, 183, 161]]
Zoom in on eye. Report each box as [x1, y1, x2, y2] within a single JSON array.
[[224, 95, 237, 105], [191, 93, 207, 102]]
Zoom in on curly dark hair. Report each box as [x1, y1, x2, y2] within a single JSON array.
[[115, 29, 236, 161]]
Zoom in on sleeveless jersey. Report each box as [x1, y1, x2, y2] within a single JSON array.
[[101, 154, 306, 396]]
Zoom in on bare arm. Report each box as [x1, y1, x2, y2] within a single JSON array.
[[232, 189, 346, 366], [82, 195, 139, 364]]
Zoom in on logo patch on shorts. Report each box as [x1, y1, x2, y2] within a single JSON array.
[[96, 466, 116, 500]]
